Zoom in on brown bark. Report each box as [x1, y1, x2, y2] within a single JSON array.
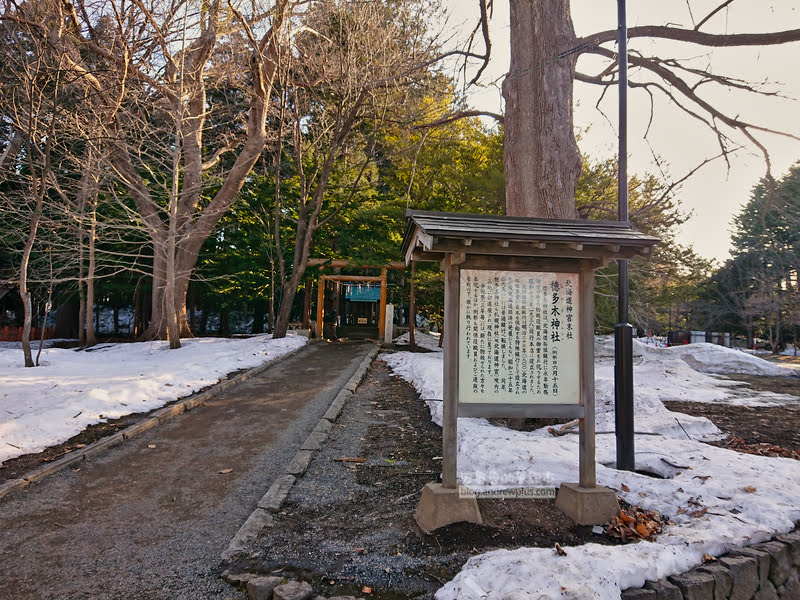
[[583, 25, 800, 48], [19, 168, 44, 368], [0, 131, 24, 175], [302, 283, 311, 329], [503, 0, 581, 219], [268, 260, 276, 334]]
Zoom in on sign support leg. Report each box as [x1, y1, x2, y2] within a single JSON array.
[[555, 270, 620, 525], [414, 254, 481, 533], [316, 277, 325, 339], [442, 256, 459, 489]]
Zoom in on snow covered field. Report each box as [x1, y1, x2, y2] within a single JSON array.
[[0, 335, 307, 464], [2, 330, 799, 598], [382, 337, 800, 599]]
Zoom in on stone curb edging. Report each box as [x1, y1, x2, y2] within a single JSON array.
[[0, 341, 313, 503], [221, 343, 381, 563], [622, 527, 800, 600]]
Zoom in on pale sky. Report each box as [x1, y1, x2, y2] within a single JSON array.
[[442, 1, 800, 265]]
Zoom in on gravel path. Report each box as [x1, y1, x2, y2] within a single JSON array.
[[0, 340, 373, 600]]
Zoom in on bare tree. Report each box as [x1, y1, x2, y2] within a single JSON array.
[[3, 0, 294, 347], [450, 1, 800, 218], [0, 0, 68, 365], [269, 0, 442, 338], [95, 0, 292, 347]]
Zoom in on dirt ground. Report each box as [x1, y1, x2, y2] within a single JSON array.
[[0, 341, 373, 600], [665, 372, 800, 455], [230, 356, 624, 600], [663, 352, 800, 455], [0, 411, 147, 483], [229, 352, 800, 599]]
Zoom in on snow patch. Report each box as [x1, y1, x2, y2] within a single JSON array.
[[381, 340, 800, 599]]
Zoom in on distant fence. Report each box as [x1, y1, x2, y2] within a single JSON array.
[[667, 330, 731, 347], [0, 326, 55, 342]]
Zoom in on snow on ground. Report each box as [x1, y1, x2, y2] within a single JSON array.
[[0, 334, 307, 463], [596, 338, 800, 408], [393, 331, 443, 353], [382, 339, 800, 599]]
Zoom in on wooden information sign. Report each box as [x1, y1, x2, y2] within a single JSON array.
[[401, 211, 658, 532]]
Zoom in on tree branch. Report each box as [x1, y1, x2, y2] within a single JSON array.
[[580, 25, 800, 49], [695, 1, 736, 32], [411, 109, 504, 129]]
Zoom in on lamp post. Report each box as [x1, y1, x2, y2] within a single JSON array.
[[615, 0, 635, 472]]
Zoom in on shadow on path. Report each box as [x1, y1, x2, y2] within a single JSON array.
[[0, 340, 374, 600]]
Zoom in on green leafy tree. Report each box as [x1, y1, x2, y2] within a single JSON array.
[[712, 163, 800, 351]]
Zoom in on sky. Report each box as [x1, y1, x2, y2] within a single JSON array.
[[441, 1, 800, 264]]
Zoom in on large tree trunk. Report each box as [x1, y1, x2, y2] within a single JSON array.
[[78, 287, 86, 347], [503, 0, 582, 219], [273, 271, 302, 339], [268, 260, 276, 334]]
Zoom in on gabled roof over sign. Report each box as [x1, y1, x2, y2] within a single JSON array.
[[402, 210, 659, 265]]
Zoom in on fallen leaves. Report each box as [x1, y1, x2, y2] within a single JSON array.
[[219, 468, 233, 474], [606, 506, 670, 542], [743, 485, 757, 493], [702, 553, 717, 563], [724, 437, 800, 460]]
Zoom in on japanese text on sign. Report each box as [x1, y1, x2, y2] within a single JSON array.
[[459, 269, 580, 405]]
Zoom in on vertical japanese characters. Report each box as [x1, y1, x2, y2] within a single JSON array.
[[460, 270, 580, 405]]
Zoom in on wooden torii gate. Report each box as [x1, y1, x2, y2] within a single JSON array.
[[308, 260, 405, 340]]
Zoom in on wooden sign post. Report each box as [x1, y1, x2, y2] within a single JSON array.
[[401, 211, 657, 531]]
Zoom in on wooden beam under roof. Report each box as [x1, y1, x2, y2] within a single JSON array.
[[402, 210, 658, 265]]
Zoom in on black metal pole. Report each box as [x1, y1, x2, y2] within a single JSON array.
[[615, 0, 635, 472]]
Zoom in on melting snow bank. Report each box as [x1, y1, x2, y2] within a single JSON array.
[[596, 338, 800, 408], [0, 334, 307, 463], [393, 331, 443, 353], [381, 342, 800, 600]]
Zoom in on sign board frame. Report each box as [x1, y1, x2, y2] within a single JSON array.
[[440, 253, 597, 489], [401, 211, 658, 530]]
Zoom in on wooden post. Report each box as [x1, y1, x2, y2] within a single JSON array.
[[302, 283, 311, 329], [409, 260, 416, 348], [316, 276, 325, 339], [442, 255, 460, 489], [378, 267, 388, 341], [579, 269, 597, 489]]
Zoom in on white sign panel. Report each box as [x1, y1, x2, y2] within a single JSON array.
[[459, 269, 580, 405]]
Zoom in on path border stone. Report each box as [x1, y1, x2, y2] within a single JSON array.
[[0, 340, 313, 502], [624, 528, 800, 600], [221, 343, 380, 562]]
